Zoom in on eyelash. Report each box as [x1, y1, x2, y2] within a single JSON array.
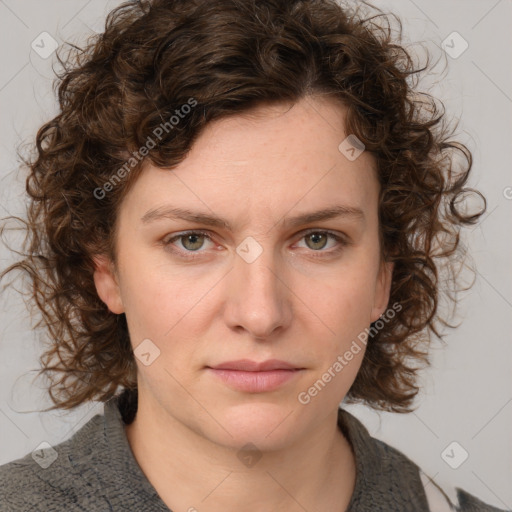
[[161, 229, 349, 260]]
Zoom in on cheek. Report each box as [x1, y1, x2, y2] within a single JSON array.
[[119, 261, 220, 363], [295, 282, 370, 407], [117, 261, 185, 342], [311, 267, 376, 339], [297, 264, 376, 393]]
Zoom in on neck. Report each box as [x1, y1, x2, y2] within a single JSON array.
[[125, 399, 356, 512]]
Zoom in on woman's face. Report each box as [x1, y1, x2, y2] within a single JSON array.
[[94, 96, 393, 450]]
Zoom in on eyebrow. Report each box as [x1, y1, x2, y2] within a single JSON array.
[[140, 205, 365, 230]]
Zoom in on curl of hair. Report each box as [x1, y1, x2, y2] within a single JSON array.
[[0, 0, 485, 413]]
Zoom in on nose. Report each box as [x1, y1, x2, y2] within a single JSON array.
[[223, 243, 292, 340]]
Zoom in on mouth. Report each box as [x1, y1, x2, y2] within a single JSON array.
[[208, 359, 302, 372], [205, 359, 305, 393]]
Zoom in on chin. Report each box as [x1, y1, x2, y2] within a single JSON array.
[[210, 400, 301, 450]]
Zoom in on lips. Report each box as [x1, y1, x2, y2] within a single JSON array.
[[206, 359, 304, 393], [207, 359, 302, 371]]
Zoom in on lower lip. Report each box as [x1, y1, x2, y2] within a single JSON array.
[[207, 368, 303, 392]]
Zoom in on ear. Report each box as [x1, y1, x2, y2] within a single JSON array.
[[370, 260, 394, 323], [92, 255, 125, 314]]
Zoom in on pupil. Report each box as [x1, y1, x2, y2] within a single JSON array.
[[185, 234, 203, 250], [309, 233, 327, 250]]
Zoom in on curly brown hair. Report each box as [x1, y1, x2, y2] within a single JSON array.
[[0, 0, 485, 414]]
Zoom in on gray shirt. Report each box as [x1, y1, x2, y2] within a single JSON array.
[[0, 390, 508, 511]]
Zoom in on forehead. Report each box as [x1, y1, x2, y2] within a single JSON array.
[[120, 96, 378, 228]]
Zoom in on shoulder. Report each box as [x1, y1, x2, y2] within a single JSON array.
[[381, 439, 510, 512], [374, 436, 510, 512], [339, 407, 510, 512], [0, 413, 108, 511], [456, 487, 511, 512], [0, 448, 77, 511], [419, 470, 511, 512]]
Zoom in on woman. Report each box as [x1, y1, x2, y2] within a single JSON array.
[[0, 0, 507, 510]]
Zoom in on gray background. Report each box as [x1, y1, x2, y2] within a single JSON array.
[[0, 0, 511, 508]]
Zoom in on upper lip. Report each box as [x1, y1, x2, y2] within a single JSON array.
[[208, 359, 302, 371]]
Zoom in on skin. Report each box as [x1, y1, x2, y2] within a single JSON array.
[[93, 95, 393, 512]]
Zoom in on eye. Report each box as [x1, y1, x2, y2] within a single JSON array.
[[161, 229, 348, 259], [295, 229, 348, 255], [163, 230, 214, 254]]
